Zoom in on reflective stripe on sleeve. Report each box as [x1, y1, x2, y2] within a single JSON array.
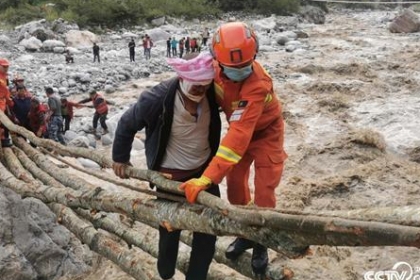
[[216, 145, 242, 163]]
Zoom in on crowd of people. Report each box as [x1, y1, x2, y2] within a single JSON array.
[[62, 28, 210, 64], [1, 22, 287, 280], [0, 60, 112, 147]]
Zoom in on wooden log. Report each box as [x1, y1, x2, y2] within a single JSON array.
[[12, 146, 66, 189], [313, 205, 420, 227], [7, 145, 268, 278], [0, 112, 333, 240], [0, 111, 111, 167], [2, 160, 420, 254], [2, 146, 34, 183], [75, 209, 252, 280], [13, 136, 96, 191], [1, 116, 289, 234], [2, 112, 301, 232], [48, 203, 158, 280], [41, 147, 185, 203], [0, 159, 304, 257], [9, 145, 251, 279]]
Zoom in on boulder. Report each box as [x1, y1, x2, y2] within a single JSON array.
[[104, 84, 115, 93], [252, 16, 277, 32], [42, 39, 66, 52], [122, 32, 138, 38], [151, 16, 166, 27], [0, 35, 11, 44], [51, 18, 79, 34], [389, 9, 420, 33], [65, 30, 99, 48], [143, 27, 171, 43], [77, 158, 101, 169], [285, 40, 303, 52], [299, 5, 326, 24], [0, 188, 89, 279], [16, 19, 54, 42], [276, 35, 290, 46], [68, 136, 90, 148], [19, 37, 43, 51]]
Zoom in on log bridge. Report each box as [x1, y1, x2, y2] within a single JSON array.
[[1, 111, 419, 280]]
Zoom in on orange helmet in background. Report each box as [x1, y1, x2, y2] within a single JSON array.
[[211, 22, 258, 67], [0, 58, 10, 67]]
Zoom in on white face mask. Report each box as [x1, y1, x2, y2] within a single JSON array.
[[179, 80, 211, 103]]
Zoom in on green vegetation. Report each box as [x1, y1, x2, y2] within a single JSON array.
[[0, 0, 302, 28], [206, 0, 300, 14]]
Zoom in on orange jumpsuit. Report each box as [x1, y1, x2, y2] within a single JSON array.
[[203, 61, 287, 208], [0, 71, 13, 140], [0, 72, 12, 112]]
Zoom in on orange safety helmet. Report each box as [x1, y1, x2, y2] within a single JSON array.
[[0, 58, 10, 67], [211, 22, 259, 67]]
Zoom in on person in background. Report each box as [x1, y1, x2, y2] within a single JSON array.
[[171, 37, 178, 57], [65, 50, 74, 64], [166, 37, 172, 58], [0, 58, 14, 147], [180, 22, 288, 277], [201, 27, 210, 47], [128, 38, 136, 62], [196, 37, 202, 52], [178, 37, 185, 58], [10, 75, 30, 97], [93, 43, 100, 63], [12, 85, 32, 130], [185, 36, 191, 55], [78, 90, 111, 135], [190, 37, 198, 53], [143, 34, 153, 60], [112, 52, 220, 280], [45, 87, 65, 144], [28, 97, 48, 138], [61, 98, 84, 132]]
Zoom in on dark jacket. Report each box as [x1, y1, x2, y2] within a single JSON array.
[[12, 95, 32, 128], [128, 41, 135, 52], [112, 77, 221, 171], [93, 45, 100, 54]]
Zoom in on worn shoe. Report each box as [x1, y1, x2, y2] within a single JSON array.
[[225, 238, 254, 260], [1, 139, 13, 147], [251, 243, 268, 276]]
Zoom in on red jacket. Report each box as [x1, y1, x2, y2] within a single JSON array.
[[28, 104, 48, 133], [92, 93, 108, 114], [0, 72, 13, 112], [62, 101, 82, 119], [79, 93, 108, 115], [142, 38, 153, 48], [203, 61, 287, 184]]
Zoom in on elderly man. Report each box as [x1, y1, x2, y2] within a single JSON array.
[[112, 52, 221, 280]]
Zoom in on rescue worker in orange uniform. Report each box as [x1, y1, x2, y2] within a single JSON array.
[[0, 58, 14, 147], [180, 22, 287, 276], [78, 90, 111, 134]]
